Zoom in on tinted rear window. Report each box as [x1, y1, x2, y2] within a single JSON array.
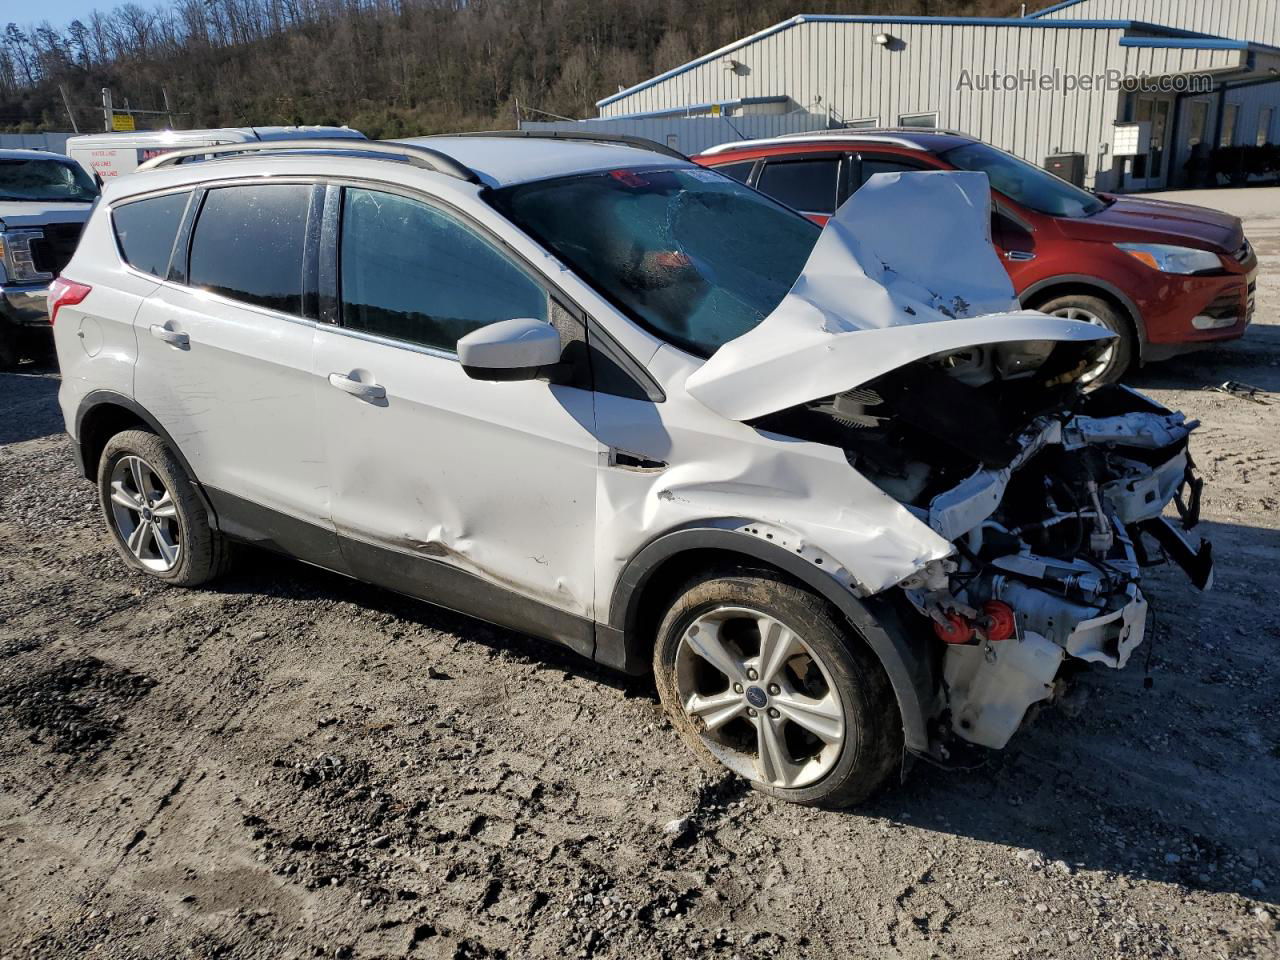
[[755, 158, 840, 214], [113, 192, 189, 278], [188, 184, 311, 314]]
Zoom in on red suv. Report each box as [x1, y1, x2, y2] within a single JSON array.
[[694, 131, 1257, 384]]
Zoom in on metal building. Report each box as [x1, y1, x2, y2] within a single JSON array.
[[568, 8, 1280, 191]]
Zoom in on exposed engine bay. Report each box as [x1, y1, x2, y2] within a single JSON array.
[[753, 337, 1212, 754]]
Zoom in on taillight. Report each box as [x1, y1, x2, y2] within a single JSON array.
[[48, 277, 91, 325]]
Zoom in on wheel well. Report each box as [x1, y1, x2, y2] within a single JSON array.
[[621, 546, 826, 670], [76, 403, 149, 480], [1022, 282, 1139, 343]]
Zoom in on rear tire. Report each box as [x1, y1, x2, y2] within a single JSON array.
[[653, 571, 902, 807], [1034, 293, 1134, 385], [97, 429, 230, 586]]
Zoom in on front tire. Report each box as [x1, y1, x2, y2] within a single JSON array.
[[97, 429, 230, 586], [1035, 293, 1134, 385], [653, 572, 902, 807]]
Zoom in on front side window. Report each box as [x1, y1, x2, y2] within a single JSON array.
[[856, 156, 926, 190], [493, 167, 819, 357], [0, 158, 99, 203], [755, 158, 840, 214], [941, 141, 1107, 218], [113, 192, 189, 278], [188, 184, 311, 315], [340, 188, 548, 352], [712, 160, 756, 184]]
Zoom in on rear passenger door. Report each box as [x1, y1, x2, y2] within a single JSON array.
[[131, 181, 342, 568]]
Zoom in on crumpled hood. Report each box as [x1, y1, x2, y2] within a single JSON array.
[[0, 200, 94, 229], [686, 170, 1113, 422]]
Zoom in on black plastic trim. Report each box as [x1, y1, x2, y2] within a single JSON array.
[[338, 535, 596, 661], [166, 187, 204, 286], [301, 184, 325, 321], [317, 184, 341, 324], [204, 486, 347, 574], [603, 523, 935, 752], [73, 390, 220, 529], [204, 487, 595, 660]]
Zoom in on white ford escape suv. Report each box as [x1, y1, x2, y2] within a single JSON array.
[[53, 133, 1212, 806]]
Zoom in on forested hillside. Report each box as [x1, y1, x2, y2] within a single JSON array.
[[3, 0, 1035, 137]]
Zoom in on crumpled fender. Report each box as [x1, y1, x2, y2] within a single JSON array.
[[684, 170, 1113, 422]]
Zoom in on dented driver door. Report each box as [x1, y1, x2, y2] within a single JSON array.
[[312, 186, 600, 655]]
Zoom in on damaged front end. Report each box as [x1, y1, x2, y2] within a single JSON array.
[[682, 169, 1212, 759], [757, 346, 1211, 755]]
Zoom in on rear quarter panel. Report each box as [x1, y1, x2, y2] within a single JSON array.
[[54, 202, 156, 439]]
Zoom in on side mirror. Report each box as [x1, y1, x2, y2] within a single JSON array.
[[457, 317, 562, 382]]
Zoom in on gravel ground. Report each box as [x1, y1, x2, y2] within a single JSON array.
[[2, 193, 1279, 960]]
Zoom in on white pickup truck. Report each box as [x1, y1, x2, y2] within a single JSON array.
[[0, 149, 99, 367]]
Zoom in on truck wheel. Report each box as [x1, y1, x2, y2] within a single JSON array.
[[97, 429, 231, 586], [1036, 294, 1134, 385], [653, 572, 902, 807]]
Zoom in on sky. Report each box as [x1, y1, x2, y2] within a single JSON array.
[[7, 0, 117, 29]]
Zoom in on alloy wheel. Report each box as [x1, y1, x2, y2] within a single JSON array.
[[108, 455, 182, 572], [1049, 305, 1114, 383], [674, 606, 845, 789]]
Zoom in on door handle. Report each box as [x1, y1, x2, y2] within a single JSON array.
[[149, 324, 190, 349], [328, 372, 386, 403]]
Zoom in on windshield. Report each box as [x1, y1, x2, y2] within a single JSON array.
[[0, 158, 99, 203], [492, 167, 820, 357], [940, 141, 1105, 218]]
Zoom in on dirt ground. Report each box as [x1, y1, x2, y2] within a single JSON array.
[[2, 191, 1279, 960]]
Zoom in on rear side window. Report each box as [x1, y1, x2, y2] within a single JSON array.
[[339, 188, 548, 353], [188, 184, 311, 315], [755, 158, 840, 214], [712, 160, 755, 184], [113, 192, 189, 278]]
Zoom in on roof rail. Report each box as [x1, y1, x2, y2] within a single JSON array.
[[444, 128, 687, 161], [699, 133, 933, 156], [135, 139, 482, 183]]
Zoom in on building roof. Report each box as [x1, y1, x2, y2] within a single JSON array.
[[596, 13, 1234, 108]]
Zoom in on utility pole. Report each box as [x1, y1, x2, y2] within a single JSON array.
[[162, 87, 174, 128], [101, 87, 113, 132], [59, 84, 79, 133]]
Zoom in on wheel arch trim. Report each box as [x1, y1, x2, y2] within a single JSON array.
[[604, 523, 934, 752], [1020, 274, 1147, 356], [74, 390, 221, 530]]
